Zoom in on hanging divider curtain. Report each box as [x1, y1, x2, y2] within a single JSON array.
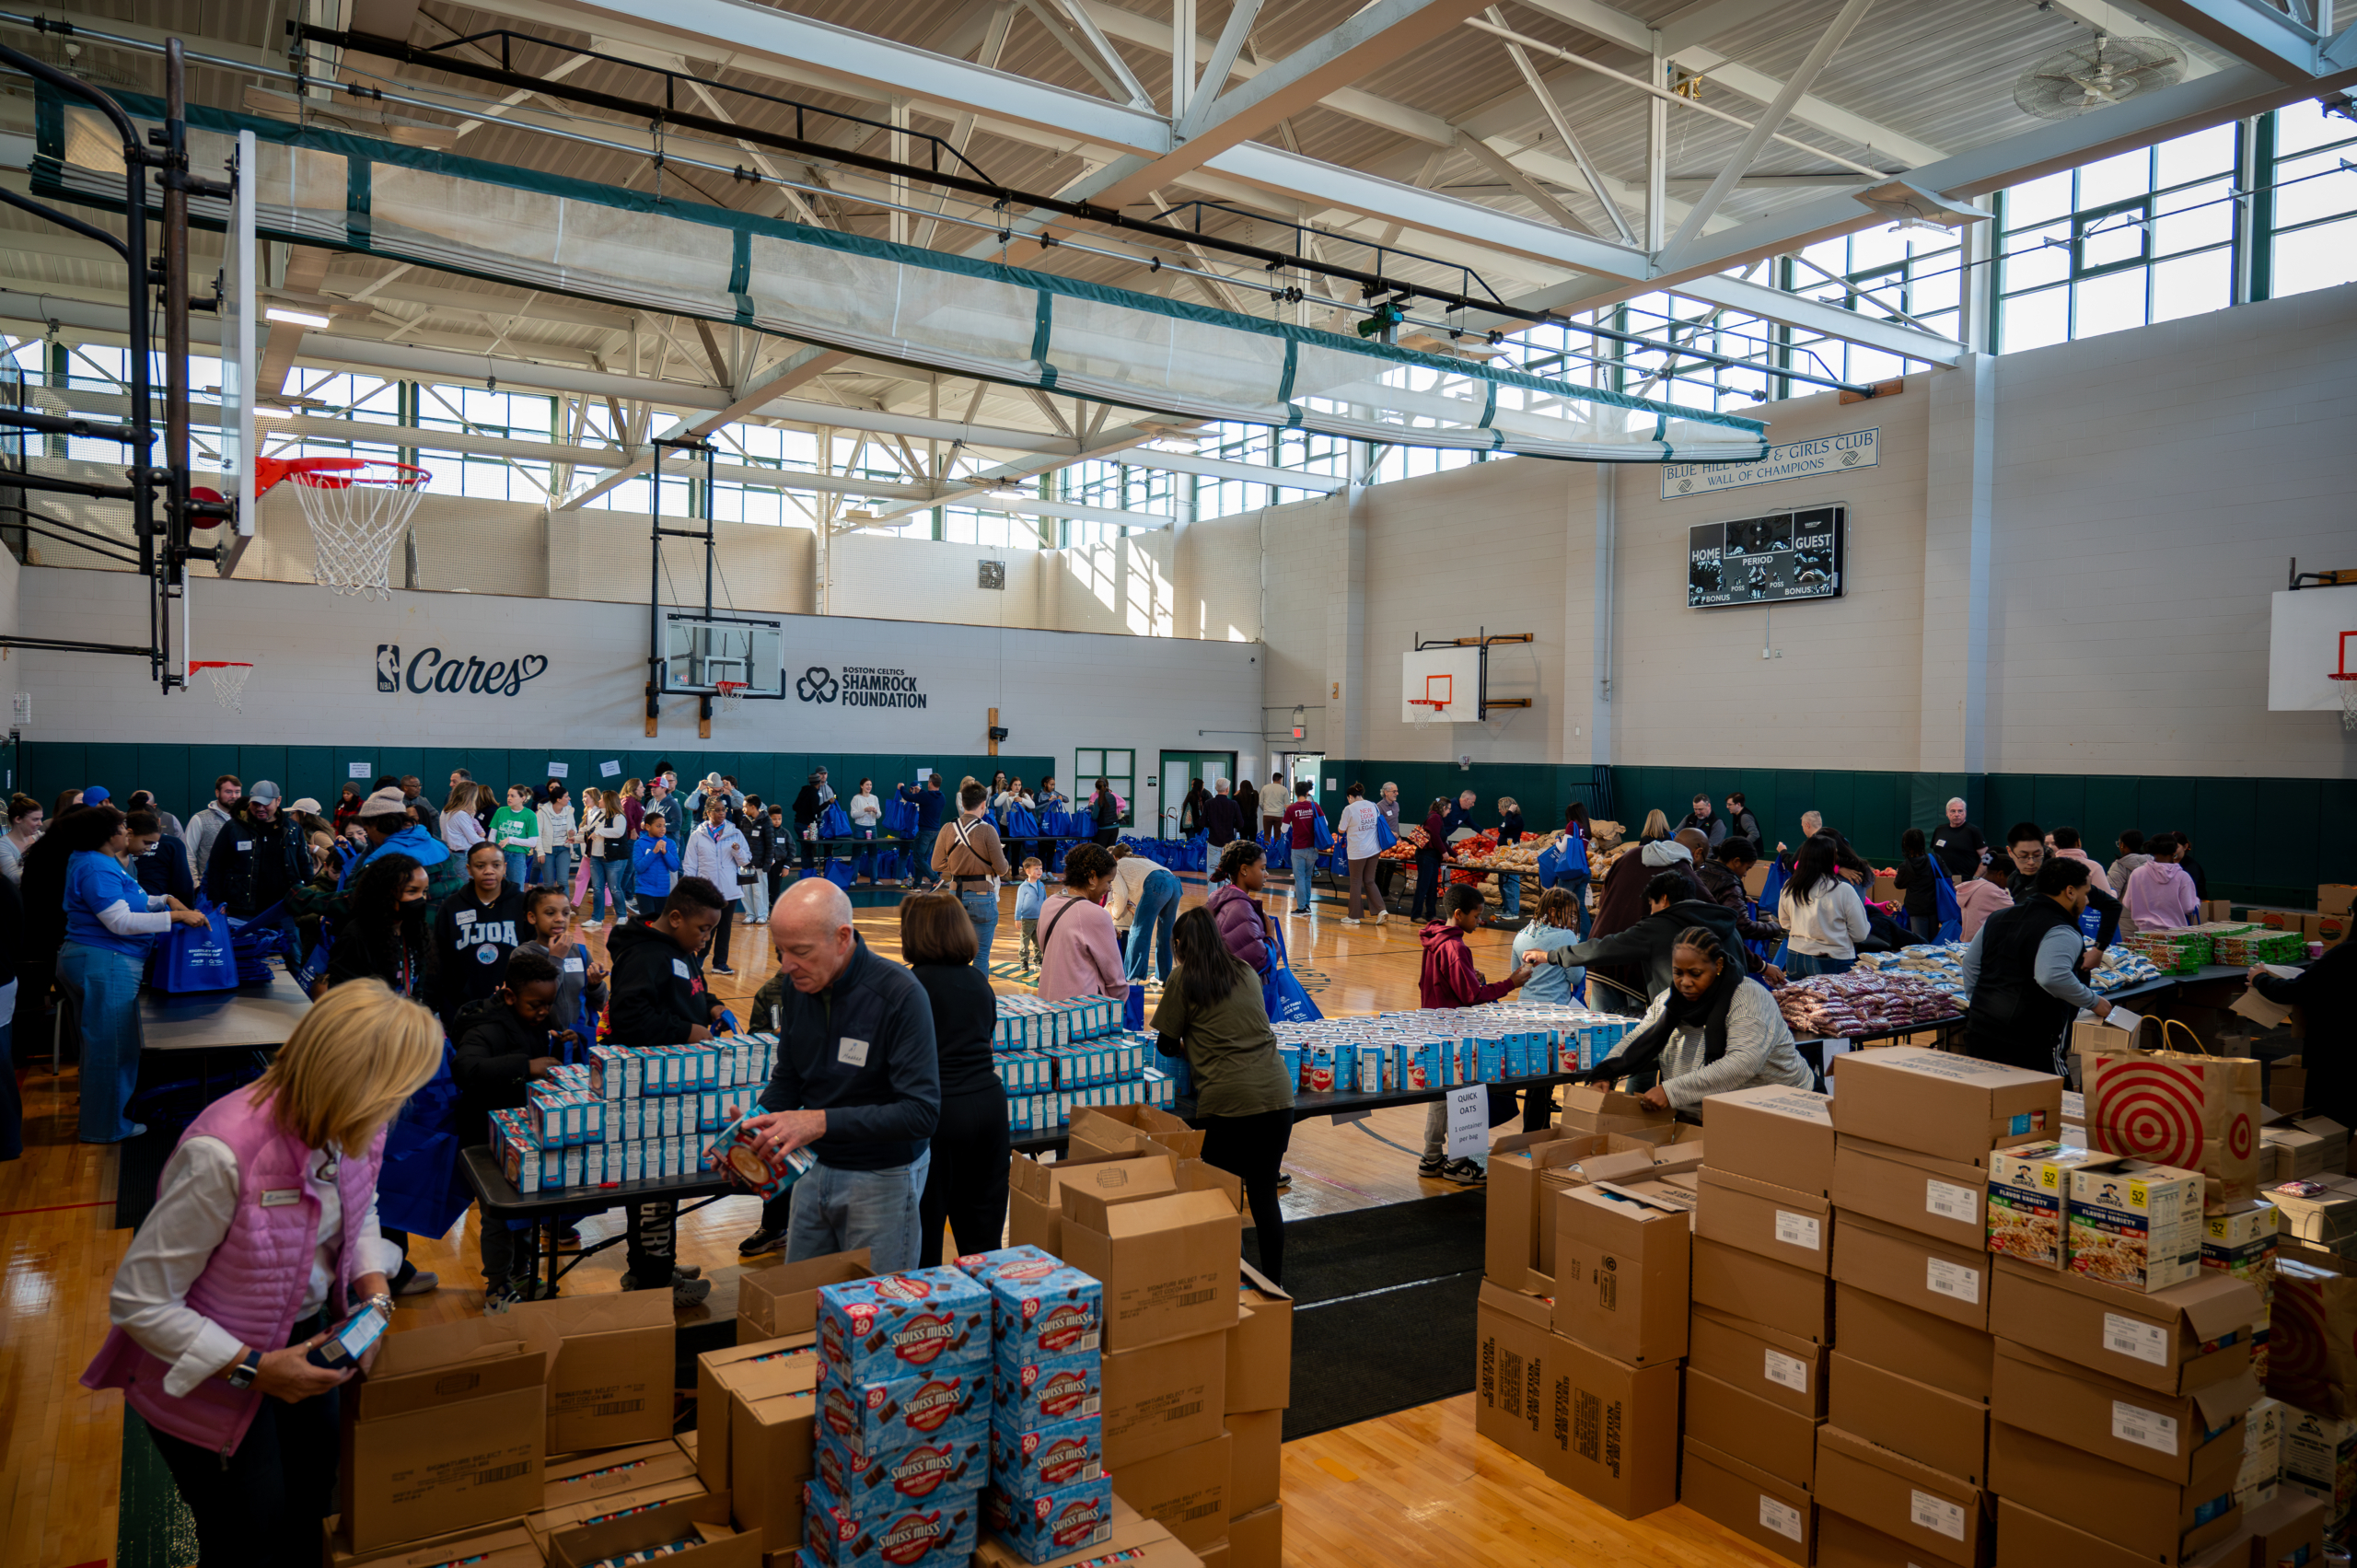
[[36, 87, 1769, 464]]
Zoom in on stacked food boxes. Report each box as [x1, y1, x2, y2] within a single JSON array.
[[955, 1248, 1111, 1564], [992, 998, 1179, 1131], [1273, 1001, 1637, 1094], [494, 1031, 778, 1193], [802, 1271, 994, 1568]]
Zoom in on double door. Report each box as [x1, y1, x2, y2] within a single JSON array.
[[1157, 750, 1236, 838]]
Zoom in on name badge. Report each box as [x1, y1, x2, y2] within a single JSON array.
[[839, 1037, 871, 1068], [235, 840, 252, 852], [455, 910, 475, 924], [259, 1188, 302, 1207], [771, 1004, 784, 1031], [673, 958, 691, 980], [563, 956, 585, 973]]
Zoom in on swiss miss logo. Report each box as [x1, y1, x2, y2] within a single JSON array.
[[1035, 1302, 1094, 1352], [878, 1512, 946, 1566], [1051, 1498, 1108, 1549], [873, 1276, 932, 1303], [1036, 1437, 1094, 1487], [892, 1313, 958, 1365], [888, 1443, 958, 1498], [902, 1377, 967, 1433], [1037, 1369, 1092, 1418], [1001, 1261, 1056, 1283], [821, 1381, 859, 1434]]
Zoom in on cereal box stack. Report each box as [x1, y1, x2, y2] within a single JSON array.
[[493, 1030, 777, 1195], [801, 1270, 993, 1568], [991, 996, 1179, 1134], [953, 1246, 1111, 1564]]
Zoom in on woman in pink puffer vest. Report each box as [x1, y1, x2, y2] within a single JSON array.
[[84, 981, 442, 1567]]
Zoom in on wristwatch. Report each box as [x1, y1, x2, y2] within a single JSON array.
[[225, 1347, 263, 1389]]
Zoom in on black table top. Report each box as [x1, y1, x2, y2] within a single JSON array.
[[458, 1144, 732, 1220]]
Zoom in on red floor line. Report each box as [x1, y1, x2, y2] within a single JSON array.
[[0, 1198, 118, 1218]]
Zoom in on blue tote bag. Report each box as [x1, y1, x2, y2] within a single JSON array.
[[1375, 812, 1399, 851], [150, 899, 239, 993], [1008, 805, 1040, 839], [377, 1042, 472, 1239], [1933, 872, 1963, 943], [819, 803, 853, 839], [882, 796, 918, 837], [1311, 811, 1333, 852]]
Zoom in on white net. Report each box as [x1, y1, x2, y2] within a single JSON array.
[[2334, 674, 2357, 732], [714, 681, 748, 720], [192, 661, 253, 712], [1409, 701, 1444, 728], [290, 462, 428, 598]]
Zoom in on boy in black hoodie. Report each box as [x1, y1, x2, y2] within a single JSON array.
[[602, 877, 734, 1307], [453, 949, 560, 1308]]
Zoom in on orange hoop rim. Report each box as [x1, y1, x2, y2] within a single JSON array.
[[187, 661, 254, 671], [257, 457, 429, 494]]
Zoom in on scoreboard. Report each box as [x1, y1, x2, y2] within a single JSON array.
[[1688, 505, 1846, 608]]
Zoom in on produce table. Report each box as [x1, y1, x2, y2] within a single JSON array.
[[459, 1145, 733, 1299]]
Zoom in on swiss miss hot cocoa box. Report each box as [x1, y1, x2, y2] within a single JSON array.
[[804, 1471, 980, 1568], [817, 1269, 992, 1384], [986, 1413, 1105, 1499], [818, 1362, 989, 1460], [812, 1431, 986, 1525], [952, 1246, 1105, 1363], [984, 1473, 1115, 1562], [991, 1348, 1104, 1434]]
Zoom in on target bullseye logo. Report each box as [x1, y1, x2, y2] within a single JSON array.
[[2228, 1112, 2254, 1161], [2270, 1276, 2328, 1398], [2094, 1061, 2209, 1170]]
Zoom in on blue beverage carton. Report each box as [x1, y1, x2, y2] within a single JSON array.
[[987, 1413, 1104, 1499], [993, 1347, 1104, 1432], [812, 1426, 984, 1514], [816, 1269, 992, 1383], [1355, 1045, 1387, 1095], [805, 1473, 980, 1568], [818, 1363, 988, 1460], [984, 1474, 1114, 1564], [1477, 1037, 1505, 1082]]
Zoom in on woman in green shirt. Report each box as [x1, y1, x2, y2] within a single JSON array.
[[1154, 907, 1297, 1283], [489, 784, 539, 890]]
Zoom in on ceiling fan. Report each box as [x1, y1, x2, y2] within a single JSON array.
[[2014, 32, 2184, 121]]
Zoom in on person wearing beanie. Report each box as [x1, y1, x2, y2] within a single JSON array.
[[342, 785, 464, 915]]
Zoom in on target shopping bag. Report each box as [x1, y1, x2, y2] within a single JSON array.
[[2266, 1248, 2357, 1417], [2084, 1036, 2265, 1203]]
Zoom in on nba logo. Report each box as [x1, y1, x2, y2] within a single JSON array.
[[376, 645, 401, 691]]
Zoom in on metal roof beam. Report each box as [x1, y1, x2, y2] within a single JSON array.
[[2131, 0, 2322, 82], [1669, 272, 1959, 366]]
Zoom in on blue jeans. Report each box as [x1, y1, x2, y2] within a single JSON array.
[[61, 942, 145, 1142], [962, 891, 1000, 974], [1125, 868, 1181, 981], [586, 855, 627, 921], [1503, 869, 1522, 919], [542, 846, 573, 892], [784, 1156, 922, 1274], [1292, 852, 1313, 912], [502, 849, 531, 890]]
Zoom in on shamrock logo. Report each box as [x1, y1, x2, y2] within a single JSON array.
[[796, 667, 839, 703]]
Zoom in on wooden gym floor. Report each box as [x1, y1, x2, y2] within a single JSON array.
[[0, 878, 1783, 1568]]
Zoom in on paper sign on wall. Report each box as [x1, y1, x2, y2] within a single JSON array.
[[546, 761, 569, 778], [1446, 1086, 1487, 1158], [599, 760, 621, 778], [348, 761, 371, 779]]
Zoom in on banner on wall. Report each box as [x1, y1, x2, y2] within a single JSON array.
[[1661, 427, 1877, 500]]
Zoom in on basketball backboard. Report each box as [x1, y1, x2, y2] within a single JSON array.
[[215, 128, 258, 577], [1402, 645, 1480, 724], [2266, 584, 2357, 710], [661, 611, 784, 698]]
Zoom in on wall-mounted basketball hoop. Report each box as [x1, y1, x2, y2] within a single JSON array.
[[2333, 630, 2357, 731]]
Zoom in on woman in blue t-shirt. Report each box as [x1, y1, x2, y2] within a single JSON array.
[[59, 805, 213, 1142]]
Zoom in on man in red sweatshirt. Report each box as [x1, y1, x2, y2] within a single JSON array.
[[1417, 885, 1533, 1185]]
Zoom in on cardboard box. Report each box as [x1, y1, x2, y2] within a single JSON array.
[[1062, 1185, 1241, 1353], [508, 1288, 674, 1456], [1485, 1127, 1600, 1287], [1832, 1137, 1990, 1252], [819, 1362, 988, 1461], [1556, 1083, 1675, 1141], [1817, 1507, 1945, 1568], [547, 1491, 760, 1568], [2246, 1492, 2328, 1566], [1551, 1179, 1693, 1365], [1986, 1140, 2114, 1270], [529, 1440, 705, 1547], [2320, 885, 2355, 917], [325, 1521, 543, 1568], [1812, 1424, 1986, 1567], [1226, 1500, 1281, 1568], [1695, 1168, 1830, 1275], [1830, 1210, 1991, 1330], [1109, 1431, 1230, 1552], [2265, 1116, 2351, 1182], [1988, 1255, 2260, 1396], [820, 1424, 985, 1515], [1833, 1282, 1993, 1401], [1829, 1046, 2061, 1167], [738, 1249, 873, 1342], [1991, 1497, 2181, 1568], [1687, 1304, 1827, 1419], [1828, 1353, 1988, 1486], [1988, 1419, 2243, 1562], [695, 1334, 818, 1495], [1102, 1328, 1226, 1469], [1691, 1237, 1833, 1345], [1679, 1437, 1816, 1563], [1227, 1409, 1281, 1516], [1685, 1366, 1822, 1490], [336, 1316, 547, 1551], [2068, 1156, 2207, 1293], [813, 1472, 982, 1568], [725, 1347, 822, 1545], [1473, 1283, 1557, 1469], [1992, 1339, 2257, 1488], [2282, 1405, 2357, 1537], [971, 1498, 1196, 1568], [1701, 1085, 1836, 1195], [2266, 1172, 2357, 1250], [1533, 1135, 1706, 1280], [2270, 1059, 2308, 1118], [1008, 1150, 1179, 1254], [1225, 1261, 1292, 1414], [1069, 1104, 1206, 1162], [815, 1270, 993, 1385], [1526, 1331, 1682, 1519]]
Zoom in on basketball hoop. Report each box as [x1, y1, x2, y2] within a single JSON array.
[[2332, 673, 2357, 732], [1408, 699, 1444, 728], [713, 679, 749, 720], [262, 457, 429, 599], [190, 660, 254, 712]]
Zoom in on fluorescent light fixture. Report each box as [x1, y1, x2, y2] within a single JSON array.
[[983, 487, 1026, 502], [264, 307, 331, 329]]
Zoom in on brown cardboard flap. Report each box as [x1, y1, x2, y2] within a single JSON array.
[[736, 1249, 871, 1336], [1067, 1185, 1237, 1235], [1478, 1279, 1554, 1330], [352, 1319, 545, 1421], [1997, 1254, 2262, 1339], [548, 1491, 752, 1568], [2190, 1369, 2265, 1432], [1176, 1157, 1247, 1213], [1008, 1148, 1174, 1203], [1072, 1105, 1207, 1160], [1585, 1179, 1696, 1214]]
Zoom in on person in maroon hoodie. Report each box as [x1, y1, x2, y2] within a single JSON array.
[[1416, 885, 1533, 1185]]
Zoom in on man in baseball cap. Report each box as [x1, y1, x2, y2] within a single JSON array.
[[203, 782, 312, 987]]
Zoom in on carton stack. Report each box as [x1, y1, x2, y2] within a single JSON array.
[[801, 1270, 995, 1568], [1474, 1095, 1696, 1520], [990, 995, 1182, 1132], [496, 1030, 779, 1193], [957, 1246, 1111, 1563]]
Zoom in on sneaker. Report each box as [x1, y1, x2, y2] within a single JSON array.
[[1416, 1153, 1447, 1179], [621, 1271, 713, 1307], [710, 964, 736, 976], [1442, 1158, 1487, 1187], [738, 1228, 785, 1257], [553, 1225, 583, 1250], [1285, 908, 1303, 918], [484, 1284, 521, 1314], [1341, 917, 1361, 927], [1375, 910, 1389, 925], [671, 1265, 704, 1283], [1274, 1171, 1294, 1191], [395, 1271, 441, 1297]]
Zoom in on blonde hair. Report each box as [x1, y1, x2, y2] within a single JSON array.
[[251, 981, 442, 1153], [1641, 808, 1671, 842], [622, 778, 644, 798], [1498, 796, 1519, 814]]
